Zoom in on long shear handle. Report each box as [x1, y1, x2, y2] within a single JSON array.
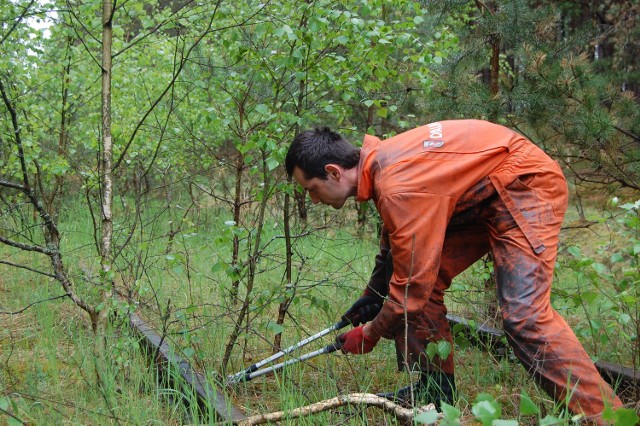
[[235, 341, 343, 383], [226, 319, 348, 384]]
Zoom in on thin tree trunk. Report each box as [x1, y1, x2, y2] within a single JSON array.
[[52, 40, 73, 220], [222, 150, 271, 370], [98, 0, 114, 334], [475, 0, 500, 96], [293, 79, 307, 222], [230, 150, 244, 305], [490, 34, 500, 96], [273, 175, 293, 351]]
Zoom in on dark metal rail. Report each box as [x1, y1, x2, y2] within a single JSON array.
[[129, 313, 246, 424], [447, 314, 640, 404]]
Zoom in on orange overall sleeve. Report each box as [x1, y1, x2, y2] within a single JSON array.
[[367, 192, 454, 340]]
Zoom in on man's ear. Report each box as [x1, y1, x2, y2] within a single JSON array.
[[324, 164, 341, 181]]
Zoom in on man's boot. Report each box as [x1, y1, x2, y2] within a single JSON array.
[[377, 371, 456, 410]]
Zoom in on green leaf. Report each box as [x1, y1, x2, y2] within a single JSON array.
[[581, 291, 599, 304], [589, 319, 603, 330], [211, 262, 226, 273], [567, 246, 582, 258], [591, 262, 609, 275], [473, 401, 500, 426], [539, 415, 561, 425], [266, 157, 279, 171], [472, 394, 501, 426], [266, 321, 285, 335], [414, 409, 439, 424], [437, 340, 452, 360], [493, 421, 518, 426], [618, 313, 631, 325], [518, 389, 539, 415], [606, 407, 639, 426], [426, 342, 437, 360], [440, 402, 461, 426], [414, 16, 424, 25], [0, 396, 9, 411], [255, 104, 270, 115], [610, 252, 624, 263], [9, 418, 22, 426]]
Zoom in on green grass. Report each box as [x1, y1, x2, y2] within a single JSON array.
[[0, 272, 185, 424], [1, 193, 637, 424]]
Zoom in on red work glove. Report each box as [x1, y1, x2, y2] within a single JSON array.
[[337, 325, 380, 354]]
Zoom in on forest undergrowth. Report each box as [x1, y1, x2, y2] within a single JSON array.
[[1, 192, 638, 425]]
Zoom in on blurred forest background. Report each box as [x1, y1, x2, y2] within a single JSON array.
[[1, 0, 638, 424]]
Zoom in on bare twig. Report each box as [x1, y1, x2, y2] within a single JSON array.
[[0, 179, 27, 192], [237, 393, 436, 426], [112, 0, 229, 171], [0, 259, 57, 278], [0, 294, 68, 315], [403, 235, 416, 402], [0, 235, 52, 255]]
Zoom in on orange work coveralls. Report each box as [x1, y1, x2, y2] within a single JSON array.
[[357, 120, 622, 417]]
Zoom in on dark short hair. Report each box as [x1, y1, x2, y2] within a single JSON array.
[[285, 127, 360, 179]]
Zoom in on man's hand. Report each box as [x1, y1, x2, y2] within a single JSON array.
[[337, 325, 380, 354], [342, 295, 382, 326]]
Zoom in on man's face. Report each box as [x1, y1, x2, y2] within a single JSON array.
[[292, 166, 348, 209]]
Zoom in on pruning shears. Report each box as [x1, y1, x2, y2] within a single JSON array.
[[226, 318, 349, 385]]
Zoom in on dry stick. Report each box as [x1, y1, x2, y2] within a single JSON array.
[[0, 294, 68, 315], [237, 393, 436, 426], [404, 235, 416, 404]]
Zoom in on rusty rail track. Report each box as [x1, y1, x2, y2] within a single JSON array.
[[129, 312, 245, 424], [447, 314, 640, 404]]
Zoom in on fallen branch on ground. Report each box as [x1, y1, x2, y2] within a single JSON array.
[[237, 393, 437, 425]]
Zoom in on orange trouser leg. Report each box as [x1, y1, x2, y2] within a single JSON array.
[[487, 180, 622, 417], [395, 224, 490, 374]]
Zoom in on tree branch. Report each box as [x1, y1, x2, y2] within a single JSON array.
[[237, 393, 436, 425], [112, 1, 223, 171], [0, 0, 37, 46], [0, 178, 27, 192], [0, 259, 57, 278], [0, 235, 53, 255], [0, 293, 68, 315], [0, 72, 95, 322]]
